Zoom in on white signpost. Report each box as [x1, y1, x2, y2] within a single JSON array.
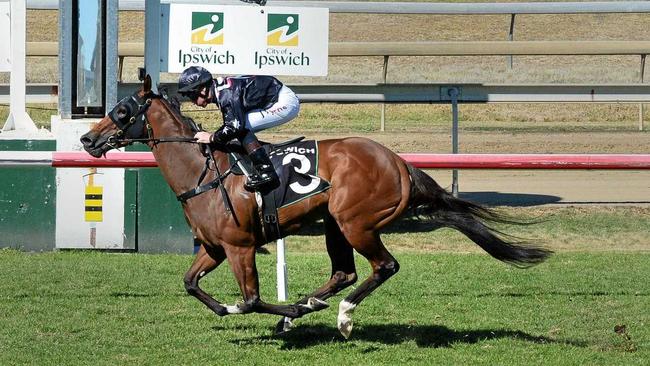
[[0, 1, 10, 72], [162, 4, 329, 76], [51, 120, 126, 250], [1, 0, 37, 133]]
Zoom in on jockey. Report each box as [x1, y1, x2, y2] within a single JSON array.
[[178, 66, 300, 192]]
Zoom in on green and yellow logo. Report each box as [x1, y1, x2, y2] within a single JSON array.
[[267, 14, 299, 47], [191, 12, 224, 45]]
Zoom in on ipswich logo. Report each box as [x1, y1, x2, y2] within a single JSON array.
[[267, 14, 299, 47], [191, 12, 224, 45]]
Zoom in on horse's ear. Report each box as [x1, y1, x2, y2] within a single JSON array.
[[143, 74, 152, 93]]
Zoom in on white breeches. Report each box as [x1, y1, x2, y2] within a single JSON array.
[[245, 86, 300, 132]]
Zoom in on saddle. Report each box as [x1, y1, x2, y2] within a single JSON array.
[[226, 136, 305, 176], [178, 136, 331, 243]]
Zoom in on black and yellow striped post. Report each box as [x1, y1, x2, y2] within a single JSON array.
[[84, 169, 103, 248], [84, 172, 103, 222], [84, 185, 103, 222]]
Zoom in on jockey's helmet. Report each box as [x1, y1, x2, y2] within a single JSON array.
[[178, 66, 213, 100]]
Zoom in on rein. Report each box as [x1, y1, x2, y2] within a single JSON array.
[[109, 136, 198, 145]]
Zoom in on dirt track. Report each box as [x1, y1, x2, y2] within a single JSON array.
[[432, 170, 650, 206]]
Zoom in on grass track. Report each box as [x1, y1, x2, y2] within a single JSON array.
[[0, 250, 647, 365]]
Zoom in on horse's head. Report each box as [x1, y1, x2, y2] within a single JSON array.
[[80, 75, 159, 157], [80, 75, 199, 157]]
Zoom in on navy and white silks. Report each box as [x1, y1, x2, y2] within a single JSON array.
[[211, 75, 300, 143]]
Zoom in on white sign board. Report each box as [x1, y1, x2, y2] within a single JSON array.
[[53, 119, 126, 250], [163, 4, 328, 76], [0, 1, 10, 72]]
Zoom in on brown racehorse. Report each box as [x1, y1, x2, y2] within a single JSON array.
[[80, 76, 551, 338]]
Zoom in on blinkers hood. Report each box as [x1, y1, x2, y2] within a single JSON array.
[[108, 92, 154, 140]]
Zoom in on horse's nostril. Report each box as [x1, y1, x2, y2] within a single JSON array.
[[80, 136, 94, 147]]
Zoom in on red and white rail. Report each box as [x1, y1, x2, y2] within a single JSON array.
[[2, 151, 650, 169], [399, 153, 650, 170], [0, 151, 157, 168]]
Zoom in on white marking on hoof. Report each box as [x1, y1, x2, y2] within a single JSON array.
[[281, 317, 294, 332], [274, 317, 295, 335], [225, 303, 244, 314], [301, 297, 329, 310], [337, 300, 356, 339]]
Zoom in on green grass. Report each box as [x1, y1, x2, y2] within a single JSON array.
[[0, 104, 57, 129], [2, 102, 648, 135], [179, 102, 650, 134], [0, 249, 648, 365]]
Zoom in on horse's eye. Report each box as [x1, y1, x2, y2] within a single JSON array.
[[116, 105, 129, 120]]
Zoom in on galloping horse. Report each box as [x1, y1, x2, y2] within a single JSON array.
[[80, 76, 551, 338]]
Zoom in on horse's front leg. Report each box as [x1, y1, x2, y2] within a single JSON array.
[[184, 243, 229, 316], [223, 245, 329, 318]]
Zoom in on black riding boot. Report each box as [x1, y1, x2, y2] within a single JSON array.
[[244, 143, 279, 192]]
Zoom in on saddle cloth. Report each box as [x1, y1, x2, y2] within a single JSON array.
[[267, 140, 331, 208], [230, 140, 331, 208]]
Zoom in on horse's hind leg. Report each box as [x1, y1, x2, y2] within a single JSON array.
[[184, 243, 229, 316], [336, 232, 399, 339], [275, 214, 358, 333]]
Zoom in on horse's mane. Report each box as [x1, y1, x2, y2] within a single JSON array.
[[156, 87, 201, 133], [155, 87, 241, 154]]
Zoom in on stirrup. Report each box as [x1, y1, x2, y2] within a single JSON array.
[[244, 173, 279, 192]]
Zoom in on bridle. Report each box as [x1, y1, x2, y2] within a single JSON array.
[[106, 90, 235, 213], [106, 91, 198, 148]]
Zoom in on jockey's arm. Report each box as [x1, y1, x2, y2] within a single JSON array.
[[211, 88, 248, 144]]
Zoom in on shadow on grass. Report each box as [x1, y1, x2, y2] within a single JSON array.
[[110, 292, 155, 298], [460, 191, 561, 207], [230, 323, 585, 350]]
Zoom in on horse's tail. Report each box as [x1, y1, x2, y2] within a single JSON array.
[[406, 164, 552, 267]]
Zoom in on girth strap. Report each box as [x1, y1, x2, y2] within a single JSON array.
[[259, 190, 282, 242], [176, 178, 222, 203], [176, 146, 233, 213]]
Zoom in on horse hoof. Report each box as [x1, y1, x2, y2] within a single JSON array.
[[274, 317, 294, 335], [305, 297, 329, 311], [337, 300, 356, 339], [337, 316, 353, 339]]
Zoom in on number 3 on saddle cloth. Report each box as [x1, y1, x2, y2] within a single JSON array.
[[230, 139, 331, 241]]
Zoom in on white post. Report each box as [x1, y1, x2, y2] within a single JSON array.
[[2, 0, 37, 132], [276, 238, 288, 301], [0, 1, 10, 72]]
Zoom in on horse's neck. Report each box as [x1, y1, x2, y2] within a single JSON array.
[[152, 141, 232, 197], [148, 104, 229, 196]]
